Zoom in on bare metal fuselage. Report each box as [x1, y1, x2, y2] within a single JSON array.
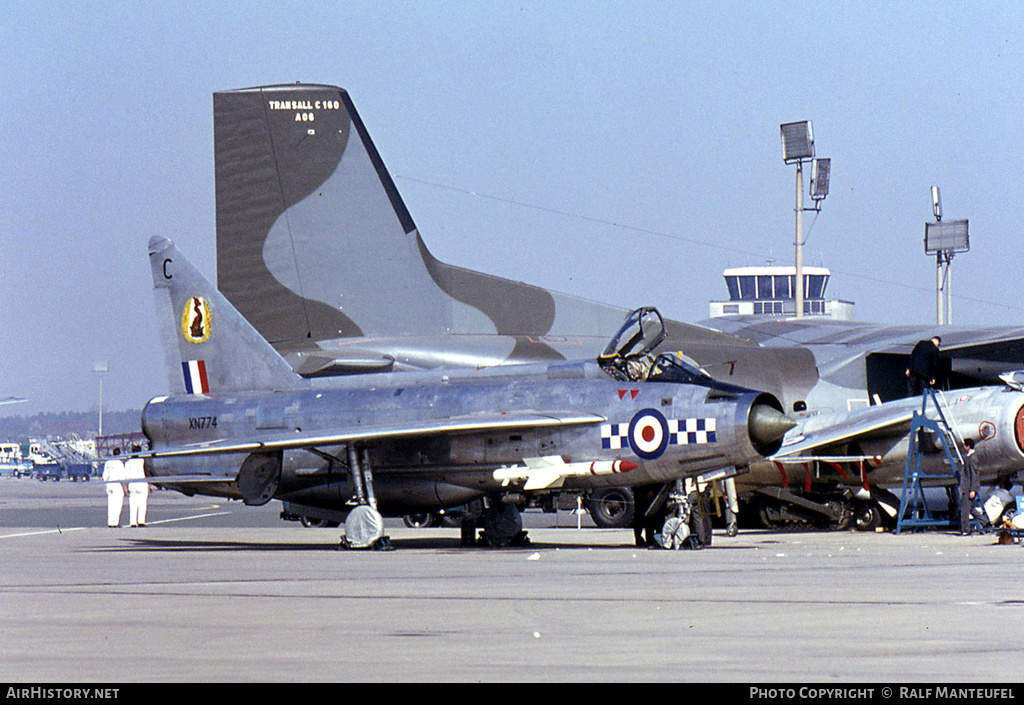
[[742, 386, 1024, 497], [142, 360, 781, 515]]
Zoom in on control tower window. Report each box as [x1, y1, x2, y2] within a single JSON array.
[[726, 276, 741, 301], [738, 276, 755, 300], [774, 276, 791, 299], [806, 274, 827, 300]]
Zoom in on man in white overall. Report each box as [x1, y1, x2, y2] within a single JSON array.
[[101, 452, 126, 528], [125, 447, 149, 527]]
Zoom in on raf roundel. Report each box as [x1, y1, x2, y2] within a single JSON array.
[[628, 408, 670, 460]]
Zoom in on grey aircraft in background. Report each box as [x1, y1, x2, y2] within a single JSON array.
[[139, 236, 794, 548], [211, 83, 1024, 531]]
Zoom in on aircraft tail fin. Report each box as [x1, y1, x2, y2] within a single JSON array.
[[212, 83, 754, 370], [213, 84, 627, 358], [149, 236, 304, 394], [214, 83, 417, 346]]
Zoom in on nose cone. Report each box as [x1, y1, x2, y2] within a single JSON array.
[[748, 403, 797, 448]]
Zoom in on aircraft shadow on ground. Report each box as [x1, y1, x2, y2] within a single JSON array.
[[79, 534, 674, 553]]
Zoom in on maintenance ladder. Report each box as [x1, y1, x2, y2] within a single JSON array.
[[895, 387, 962, 534]]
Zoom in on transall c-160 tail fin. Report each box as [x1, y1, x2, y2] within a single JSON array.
[[148, 235, 305, 395], [213, 83, 629, 361]]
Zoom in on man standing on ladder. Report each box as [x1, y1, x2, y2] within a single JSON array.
[[906, 336, 941, 396]]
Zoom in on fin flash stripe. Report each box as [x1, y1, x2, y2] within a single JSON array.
[[182, 360, 210, 395]]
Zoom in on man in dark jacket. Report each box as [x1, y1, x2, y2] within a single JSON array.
[[959, 438, 984, 535], [906, 336, 941, 396]]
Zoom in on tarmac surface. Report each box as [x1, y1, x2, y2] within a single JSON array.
[[2, 478, 1024, 683]]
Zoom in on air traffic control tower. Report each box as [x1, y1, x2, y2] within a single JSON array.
[[709, 265, 855, 320]]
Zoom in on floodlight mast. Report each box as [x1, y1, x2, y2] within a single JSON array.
[[93, 360, 109, 437], [780, 122, 829, 318], [796, 161, 805, 318], [924, 187, 969, 326], [932, 186, 943, 324]]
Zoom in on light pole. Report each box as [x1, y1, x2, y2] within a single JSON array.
[[93, 360, 108, 437], [924, 187, 968, 326], [780, 121, 830, 317]]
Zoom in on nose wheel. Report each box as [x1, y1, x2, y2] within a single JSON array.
[[659, 516, 691, 549], [657, 480, 712, 549]]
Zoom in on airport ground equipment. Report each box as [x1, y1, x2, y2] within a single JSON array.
[[993, 495, 1024, 543], [896, 388, 961, 534]]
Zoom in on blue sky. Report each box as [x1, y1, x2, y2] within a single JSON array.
[[2, 1, 1023, 415]]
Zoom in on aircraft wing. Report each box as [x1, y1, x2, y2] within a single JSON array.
[[772, 403, 916, 459], [709, 316, 1024, 389], [141, 411, 606, 459], [109, 475, 232, 484]]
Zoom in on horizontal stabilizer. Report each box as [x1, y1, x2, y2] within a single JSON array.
[[291, 353, 395, 377]]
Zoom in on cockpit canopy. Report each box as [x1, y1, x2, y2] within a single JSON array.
[[599, 307, 756, 396], [647, 352, 752, 395], [600, 307, 666, 360], [647, 353, 710, 385]]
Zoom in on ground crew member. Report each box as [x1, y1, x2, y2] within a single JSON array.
[[102, 450, 126, 528], [906, 336, 941, 396], [959, 438, 984, 535], [125, 447, 149, 527]]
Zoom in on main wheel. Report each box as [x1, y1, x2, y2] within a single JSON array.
[[403, 513, 436, 529], [343, 505, 385, 549], [482, 502, 523, 547], [588, 487, 636, 528], [852, 502, 881, 531]]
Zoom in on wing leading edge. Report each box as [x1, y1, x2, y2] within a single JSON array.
[[141, 410, 607, 461], [773, 403, 916, 459]]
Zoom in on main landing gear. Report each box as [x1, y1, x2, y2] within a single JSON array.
[[458, 499, 531, 548], [335, 444, 529, 550], [339, 444, 393, 551]]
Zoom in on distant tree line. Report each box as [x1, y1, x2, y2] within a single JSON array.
[[0, 410, 143, 443]]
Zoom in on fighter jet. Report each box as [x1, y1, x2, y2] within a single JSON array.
[[211, 83, 1024, 531], [138, 236, 794, 548]]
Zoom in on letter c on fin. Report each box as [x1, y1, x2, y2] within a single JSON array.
[[163, 258, 173, 279]]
